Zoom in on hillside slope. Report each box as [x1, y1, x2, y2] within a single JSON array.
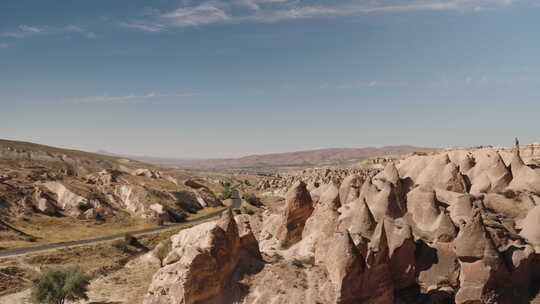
[[0, 139, 228, 249], [165, 146, 437, 171]]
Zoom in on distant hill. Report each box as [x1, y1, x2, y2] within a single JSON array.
[[96, 150, 198, 166], [0, 139, 151, 175], [151, 146, 439, 171]]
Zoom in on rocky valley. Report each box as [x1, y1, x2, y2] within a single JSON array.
[[137, 142, 540, 304], [2, 140, 540, 304]]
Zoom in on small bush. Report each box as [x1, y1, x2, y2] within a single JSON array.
[[112, 239, 130, 253], [500, 189, 519, 199], [31, 265, 90, 304], [241, 206, 255, 215], [124, 234, 137, 246], [169, 208, 188, 222], [219, 182, 233, 200], [124, 234, 146, 250], [26, 236, 38, 243], [155, 239, 172, 262], [219, 189, 232, 200], [242, 192, 262, 207]]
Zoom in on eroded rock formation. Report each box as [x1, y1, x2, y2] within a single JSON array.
[[145, 142, 540, 304]]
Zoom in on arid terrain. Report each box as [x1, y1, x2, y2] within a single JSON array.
[[3, 0, 537, 302], [2, 140, 540, 303], [119, 146, 438, 173]]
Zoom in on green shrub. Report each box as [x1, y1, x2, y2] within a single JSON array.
[[26, 236, 38, 242], [242, 192, 262, 207], [219, 182, 233, 200], [31, 265, 90, 304], [241, 206, 255, 215], [112, 239, 130, 253], [124, 233, 137, 246], [169, 208, 188, 222], [219, 188, 232, 200]]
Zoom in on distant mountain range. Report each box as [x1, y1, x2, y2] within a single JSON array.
[[98, 146, 438, 171]]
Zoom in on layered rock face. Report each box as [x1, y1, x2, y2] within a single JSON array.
[[0, 140, 227, 224], [0, 166, 223, 221], [145, 143, 540, 304]]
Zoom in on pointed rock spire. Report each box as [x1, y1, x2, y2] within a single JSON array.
[[339, 175, 362, 206], [383, 161, 401, 184], [369, 181, 404, 221], [277, 181, 314, 246], [350, 198, 376, 239], [324, 231, 366, 304], [218, 207, 238, 234], [511, 137, 526, 170], [459, 153, 475, 173], [319, 180, 341, 210], [434, 211, 457, 243], [368, 219, 390, 265]]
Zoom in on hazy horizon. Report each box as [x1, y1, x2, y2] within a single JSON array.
[[2, 1, 539, 158]]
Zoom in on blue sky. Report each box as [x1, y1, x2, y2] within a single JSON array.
[[1, 0, 539, 158]]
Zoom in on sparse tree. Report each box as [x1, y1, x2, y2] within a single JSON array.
[[31, 265, 90, 304]]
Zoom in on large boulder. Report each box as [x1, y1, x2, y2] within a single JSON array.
[[144, 210, 243, 304], [454, 211, 510, 303], [509, 146, 540, 194], [466, 150, 512, 194], [32, 187, 57, 215], [519, 205, 540, 252]]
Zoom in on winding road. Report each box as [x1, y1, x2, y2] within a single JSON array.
[[0, 189, 242, 258]]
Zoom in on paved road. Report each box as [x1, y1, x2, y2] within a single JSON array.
[[0, 189, 242, 258]]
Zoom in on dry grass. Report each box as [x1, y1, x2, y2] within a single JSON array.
[[0, 214, 154, 249], [187, 206, 227, 220], [0, 212, 223, 299], [0, 239, 137, 297], [0, 202, 227, 250]]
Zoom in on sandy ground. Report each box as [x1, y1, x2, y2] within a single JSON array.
[[0, 289, 31, 304]]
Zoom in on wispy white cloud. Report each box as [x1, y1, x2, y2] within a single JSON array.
[[163, 2, 230, 27], [1, 24, 47, 38], [63, 25, 97, 39], [1, 24, 96, 39], [66, 92, 198, 105], [120, 22, 167, 32], [124, 0, 523, 30], [332, 74, 540, 90], [337, 80, 408, 89]]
